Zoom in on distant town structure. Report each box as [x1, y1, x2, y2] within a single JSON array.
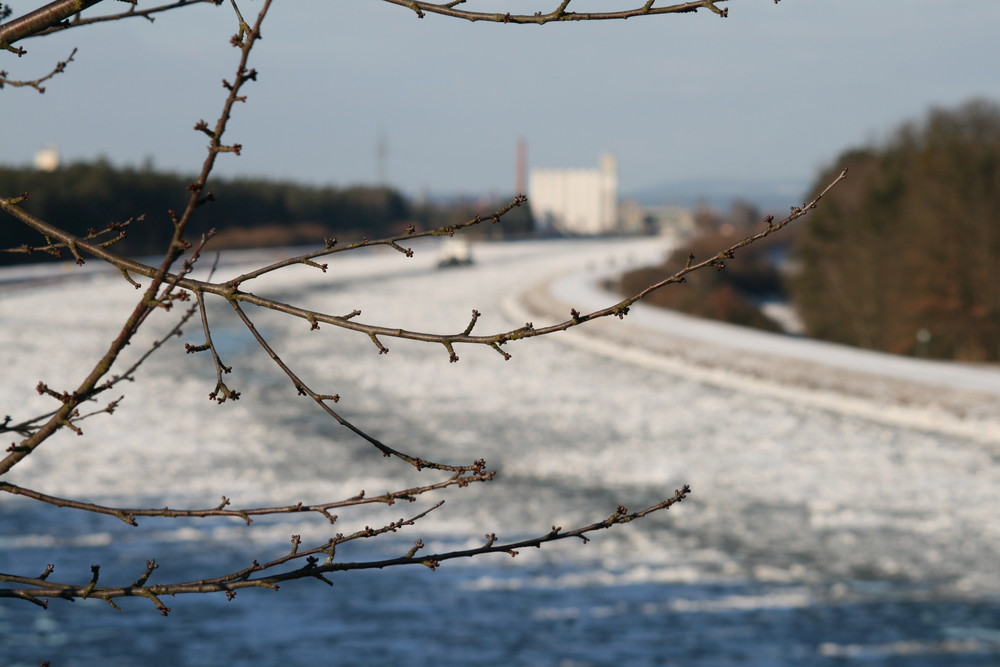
[[34, 146, 60, 172], [618, 200, 696, 238], [529, 152, 618, 235]]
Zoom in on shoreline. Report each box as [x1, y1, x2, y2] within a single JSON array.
[[509, 265, 1000, 447]]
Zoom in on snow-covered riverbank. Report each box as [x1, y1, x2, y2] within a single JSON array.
[[515, 259, 1000, 445]]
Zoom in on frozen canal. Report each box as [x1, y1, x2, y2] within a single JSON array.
[[2, 238, 999, 665]]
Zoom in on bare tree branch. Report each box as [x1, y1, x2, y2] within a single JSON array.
[[0, 0, 219, 48], [0, 465, 494, 526], [0, 487, 691, 611], [0, 0, 271, 478], [1, 169, 846, 473], [1, 172, 846, 360], [0, 0, 733, 53], [0, 46, 75, 91], [1, 0, 106, 51], [380, 0, 730, 23]]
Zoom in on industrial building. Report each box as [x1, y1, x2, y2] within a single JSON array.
[[528, 153, 618, 235]]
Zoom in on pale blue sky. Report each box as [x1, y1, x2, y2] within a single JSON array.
[[3, 0, 999, 199]]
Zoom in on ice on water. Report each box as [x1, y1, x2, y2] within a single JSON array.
[[2, 239, 998, 665]]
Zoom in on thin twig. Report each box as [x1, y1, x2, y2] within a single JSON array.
[[0, 487, 690, 609], [1, 170, 848, 364], [0, 468, 493, 525], [382, 0, 728, 24], [0, 47, 76, 92]]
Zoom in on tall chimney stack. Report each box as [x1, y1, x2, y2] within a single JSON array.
[[515, 138, 527, 196]]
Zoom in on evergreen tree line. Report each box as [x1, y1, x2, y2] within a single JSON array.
[[0, 160, 412, 264], [618, 99, 1000, 362], [791, 98, 1000, 362]]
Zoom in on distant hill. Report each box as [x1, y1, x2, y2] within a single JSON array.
[[624, 177, 809, 212]]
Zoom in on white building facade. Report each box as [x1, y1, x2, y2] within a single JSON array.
[[529, 153, 618, 235]]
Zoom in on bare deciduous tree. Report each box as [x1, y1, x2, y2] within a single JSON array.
[[0, 0, 841, 613]]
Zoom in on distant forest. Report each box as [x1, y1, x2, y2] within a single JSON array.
[[619, 99, 1000, 363], [616, 201, 786, 333], [0, 160, 532, 265], [791, 99, 1000, 362]]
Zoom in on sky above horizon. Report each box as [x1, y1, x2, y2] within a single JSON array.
[[3, 0, 999, 201]]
